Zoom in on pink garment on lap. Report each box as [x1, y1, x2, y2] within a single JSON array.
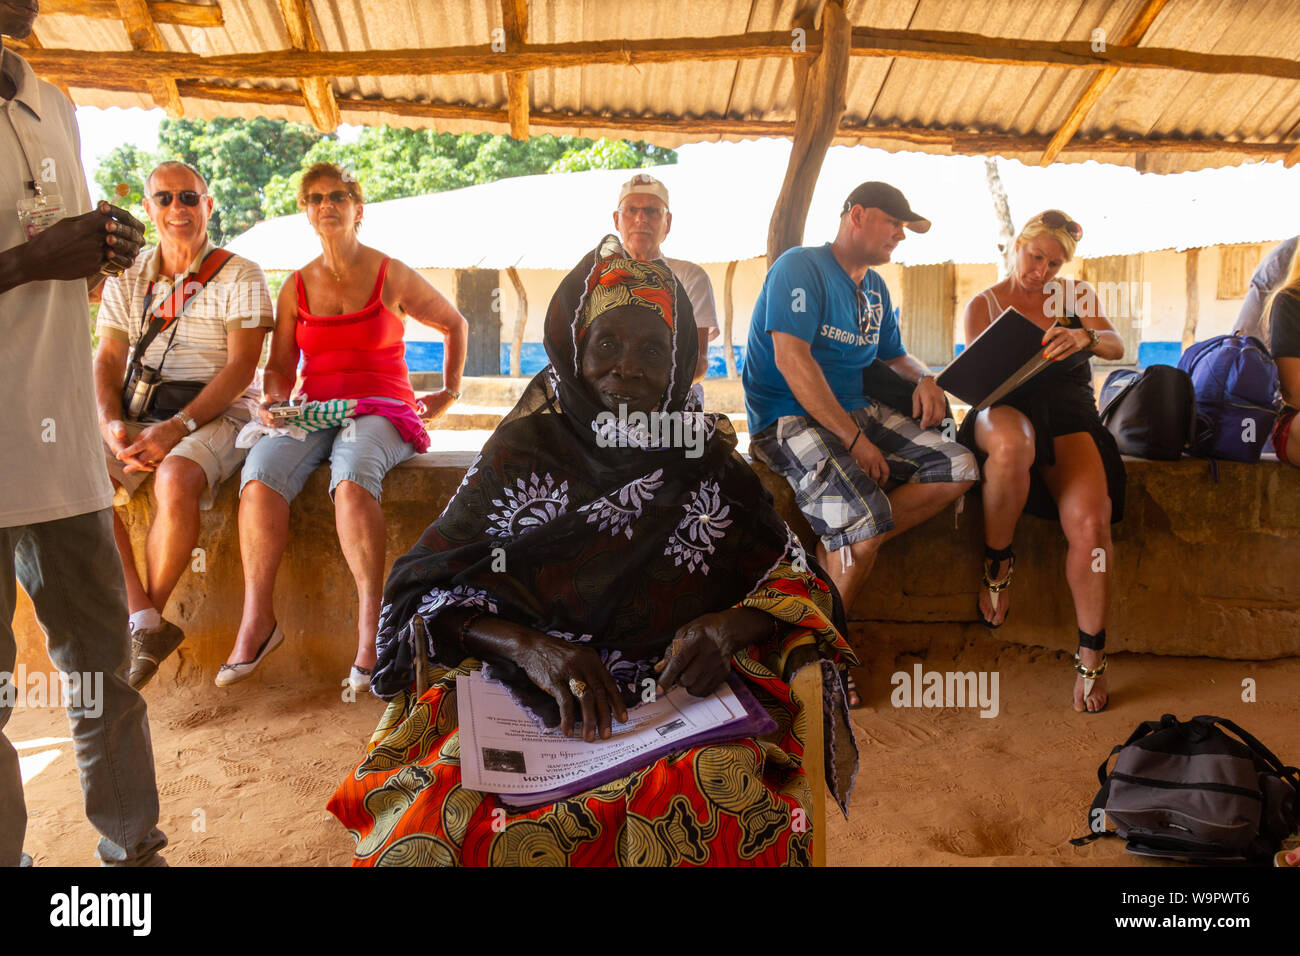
[[355, 398, 430, 454]]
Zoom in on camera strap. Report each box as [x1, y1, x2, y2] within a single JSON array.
[[129, 247, 235, 369]]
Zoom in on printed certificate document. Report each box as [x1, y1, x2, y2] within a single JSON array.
[[457, 670, 775, 808]]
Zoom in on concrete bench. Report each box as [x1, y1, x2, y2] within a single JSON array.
[[14, 452, 1299, 684]]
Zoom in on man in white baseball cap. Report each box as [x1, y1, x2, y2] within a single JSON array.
[[613, 173, 718, 382]]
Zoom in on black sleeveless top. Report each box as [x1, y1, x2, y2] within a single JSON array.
[[956, 290, 1126, 522]]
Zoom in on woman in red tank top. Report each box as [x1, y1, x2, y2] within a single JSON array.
[[221, 163, 468, 691]]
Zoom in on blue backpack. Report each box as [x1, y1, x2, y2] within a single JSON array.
[[1177, 333, 1281, 462]]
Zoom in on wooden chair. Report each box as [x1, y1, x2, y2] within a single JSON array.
[[791, 665, 827, 867]]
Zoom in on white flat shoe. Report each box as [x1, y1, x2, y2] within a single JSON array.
[[215, 624, 284, 687], [347, 665, 372, 694]]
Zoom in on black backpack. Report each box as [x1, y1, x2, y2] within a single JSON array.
[[1073, 714, 1299, 864], [1098, 365, 1196, 460]]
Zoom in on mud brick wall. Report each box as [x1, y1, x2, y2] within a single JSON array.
[[15, 455, 1299, 684]]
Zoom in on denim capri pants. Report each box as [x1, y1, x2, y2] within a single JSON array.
[[240, 414, 416, 503]]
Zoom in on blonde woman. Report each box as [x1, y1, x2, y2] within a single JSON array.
[[1263, 243, 1300, 467], [957, 210, 1126, 713]]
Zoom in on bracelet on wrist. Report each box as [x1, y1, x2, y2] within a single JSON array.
[[445, 386, 461, 401], [847, 429, 863, 453]]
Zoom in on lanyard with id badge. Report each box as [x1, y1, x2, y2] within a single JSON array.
[[10, 113, 67, 240], [17, 181, 65, 240]]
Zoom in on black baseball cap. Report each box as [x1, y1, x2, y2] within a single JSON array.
[[841, 182, 931, 233]]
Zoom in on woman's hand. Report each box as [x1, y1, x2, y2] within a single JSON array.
[[1042, 325, 1091, 361], [509, 626, 628, 741], [416, 389, 456, 423], [655, 608, 772, 698], [257, 399, 281, 427]]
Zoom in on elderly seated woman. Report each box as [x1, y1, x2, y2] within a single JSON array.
[[328, 237, 858, 866]]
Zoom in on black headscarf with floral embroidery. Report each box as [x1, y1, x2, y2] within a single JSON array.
[[370, 237, 796, 724]]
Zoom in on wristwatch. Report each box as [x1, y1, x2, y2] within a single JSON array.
[[174, 410, 198, 434], [1085, 328, 1102, 350], [445, 387, 462, 400]]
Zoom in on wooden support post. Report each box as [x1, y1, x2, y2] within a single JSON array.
[[455, 268, 503, 377], [766, 2, 850, 266], [43, 1, 225, 27], [723, 260, 739, 379], [1285, 141, 1300, 169], [1039, 0, 1169, 166], [278, 0, 341, 133], [501, 0, 529, 140], [114, 0, 184, 117], [507, 266, 528, 377], [1182, 247, 1200, 351]]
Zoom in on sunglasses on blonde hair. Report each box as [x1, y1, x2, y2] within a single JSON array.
[[1038, 210, 1083, 241]]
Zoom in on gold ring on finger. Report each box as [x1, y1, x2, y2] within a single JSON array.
[[568, 677, 588, 698]]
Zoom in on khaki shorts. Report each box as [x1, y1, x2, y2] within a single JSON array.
[[106, 411, 250, 511]]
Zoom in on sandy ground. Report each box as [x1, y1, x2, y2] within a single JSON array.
[[9, 629, 1299, 867]]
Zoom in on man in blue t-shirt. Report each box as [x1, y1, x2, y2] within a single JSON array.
[[744, 182, 977, 626]]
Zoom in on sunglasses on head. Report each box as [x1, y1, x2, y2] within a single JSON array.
[[152, 190, 204, 207], [305, 190, 354, 206], [1039, 210, 1083, 241]]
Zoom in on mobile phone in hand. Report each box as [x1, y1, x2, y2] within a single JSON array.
[[266, 401, 303, 424]]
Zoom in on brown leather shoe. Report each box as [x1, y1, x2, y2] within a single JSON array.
[[128, 620, 185, 690]]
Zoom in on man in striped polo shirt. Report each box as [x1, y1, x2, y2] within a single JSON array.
[[93, 161, 274, 690]]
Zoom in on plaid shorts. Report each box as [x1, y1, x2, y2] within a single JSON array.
[[750, 404, 979, 551]]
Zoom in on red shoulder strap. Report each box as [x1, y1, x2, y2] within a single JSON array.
[[370, 257, 392, 303], [294, 269, 309, 314], [152, 248, 235, 327]]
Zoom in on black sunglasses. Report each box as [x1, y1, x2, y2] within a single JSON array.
[[152, 190, 204, 207], [1039, 210, 1083, 241], [305, 190, 354, 206]]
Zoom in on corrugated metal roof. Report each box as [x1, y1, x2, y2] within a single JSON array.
[[20, 0, 1300, 173], [225, 139, 1300, 270]]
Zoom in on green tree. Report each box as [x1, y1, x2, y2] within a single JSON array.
[[157, 118, 324, 243], [93, 142, 161, 245], [260, 129, 675, 219], [91, 120, 676, 242]]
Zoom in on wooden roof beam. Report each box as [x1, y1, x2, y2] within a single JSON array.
[[114, 0, 184, 117], [42, 0, 224, 28], [277, 0, 340, 133], [1039, 0, 1170, 167], [501, 0, 529, 140], [88, 78, 1288, 161], [22, 31, 1300, 85]]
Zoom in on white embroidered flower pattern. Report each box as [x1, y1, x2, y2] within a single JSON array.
[[665, 479, 732, 574], [436, 454, 481, 520], [578, 469, 664, 539], [416, 584, 495, 618], [488, 472, 570, 538]]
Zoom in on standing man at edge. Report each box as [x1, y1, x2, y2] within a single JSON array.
[[613, 173, 718, 382], [744, 182, 978, 631], [0, 1, 167, 866]]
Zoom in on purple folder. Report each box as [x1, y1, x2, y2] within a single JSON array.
[[497, 673, 778, 809]]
